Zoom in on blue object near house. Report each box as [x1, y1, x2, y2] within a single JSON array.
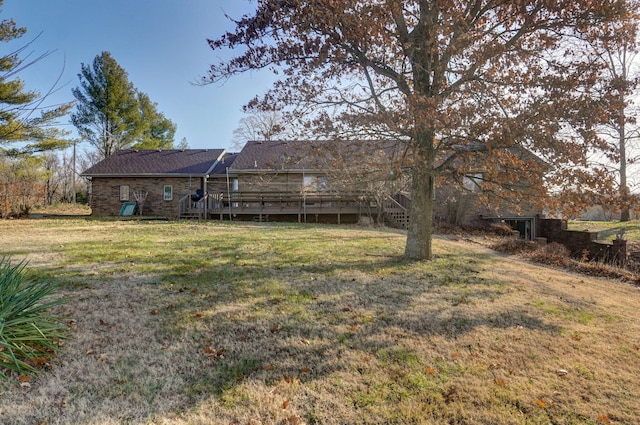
[[119, 202, 137, 216]]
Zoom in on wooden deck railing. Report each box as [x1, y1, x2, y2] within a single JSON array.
[[179, 190, 409, 227], [178, 190, 371, 222], [178, 193, 210, 220]]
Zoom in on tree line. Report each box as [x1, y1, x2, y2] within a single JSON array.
[[0, 0, 178, 217]]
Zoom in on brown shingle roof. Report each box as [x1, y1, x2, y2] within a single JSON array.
[[211, 152, 239, 175], [229, 141, 312, 171], [81, 149, 225, 177], [229, 140, 404, 171]]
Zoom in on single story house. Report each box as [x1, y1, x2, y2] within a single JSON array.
[[81, 149, 225, 217], [81, 141, 544, 237]]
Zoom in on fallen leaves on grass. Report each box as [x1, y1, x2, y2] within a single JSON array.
[[283, 375, 300, 384], [27, 356, 52, 369], [203, 346, 225, 360]]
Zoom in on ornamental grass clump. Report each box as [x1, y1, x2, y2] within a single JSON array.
[[0, 257, 67, 384]]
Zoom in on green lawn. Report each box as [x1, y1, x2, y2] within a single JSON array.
[[0, 219, 638, 425], [568, 220, 640, 241]]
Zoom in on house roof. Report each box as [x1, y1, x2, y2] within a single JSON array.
[[211, 152, 239, 175], [230, 140, 404, 172], [230, 141, 312, 171], [81, 149, 226, 177]]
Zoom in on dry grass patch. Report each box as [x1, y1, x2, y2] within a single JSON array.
[[491, 237, 637, 282], [0, 220, 638, 424], [568, 220, 640, 242]]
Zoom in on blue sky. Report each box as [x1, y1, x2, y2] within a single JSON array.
[[3, 0, 274, 152]]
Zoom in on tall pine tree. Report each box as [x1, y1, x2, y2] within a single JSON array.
[[134, 92, 176, 150], [0, 1, 73, 155], [71, 51, 176, 158], [71, 51, 141, 158]]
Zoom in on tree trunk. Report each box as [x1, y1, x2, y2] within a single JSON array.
[[405, 166, 433, 260], [619, 105, 630, 222], [620, 203, 630, 222]]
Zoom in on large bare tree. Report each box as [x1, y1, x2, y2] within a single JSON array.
[[231, 108, 286, 150], [586, 7, 640, 221], [204, 0, 634, 260]]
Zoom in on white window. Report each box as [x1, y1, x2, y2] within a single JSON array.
[[303, 175, 330, 191], [163, 185, 173, 201], [303, 176, 314, 188], [119, 185, 129, 201], [463, 173, 483, 193]]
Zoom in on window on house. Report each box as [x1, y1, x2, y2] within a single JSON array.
[[463, 173, 483, 193], [163, 185, 173, 201], [303, 175, 330, 192], [229, 178, 239, 207], [119, 185, 130, 201], [303, 176, 314, 188]]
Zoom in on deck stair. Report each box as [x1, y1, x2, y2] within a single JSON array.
[[383, 193, 410, 229], [178, 194, 208, 220]]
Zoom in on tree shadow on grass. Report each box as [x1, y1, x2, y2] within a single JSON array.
[[0, 242, 566, 424], [132, 250, 565, 423]]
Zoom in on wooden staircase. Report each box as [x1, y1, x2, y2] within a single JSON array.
[[383, 193, 411, 229], [178, 194, 207, 220]]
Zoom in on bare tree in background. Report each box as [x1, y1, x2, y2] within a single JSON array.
[[588, 11, 640, 221], [231, 108, 286, 150]]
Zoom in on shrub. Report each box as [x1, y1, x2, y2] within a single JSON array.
[[527, 242, 570, 267], [435, 219, 517, 237], [0, 257, 67, 384], [491, 238, 536, 255], [569, 260, 634, 281]]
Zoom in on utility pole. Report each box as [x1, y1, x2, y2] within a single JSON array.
[[72, 139, 77, 204]]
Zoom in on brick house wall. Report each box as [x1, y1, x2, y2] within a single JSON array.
[[537, 218, 627, 265], [89, 176, 202, 218]]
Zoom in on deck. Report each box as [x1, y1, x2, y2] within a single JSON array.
[[179, 191, 377, 223]]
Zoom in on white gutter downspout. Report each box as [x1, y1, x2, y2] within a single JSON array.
[[203, 175, 208, 219], [226, 166, 232, 221]]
